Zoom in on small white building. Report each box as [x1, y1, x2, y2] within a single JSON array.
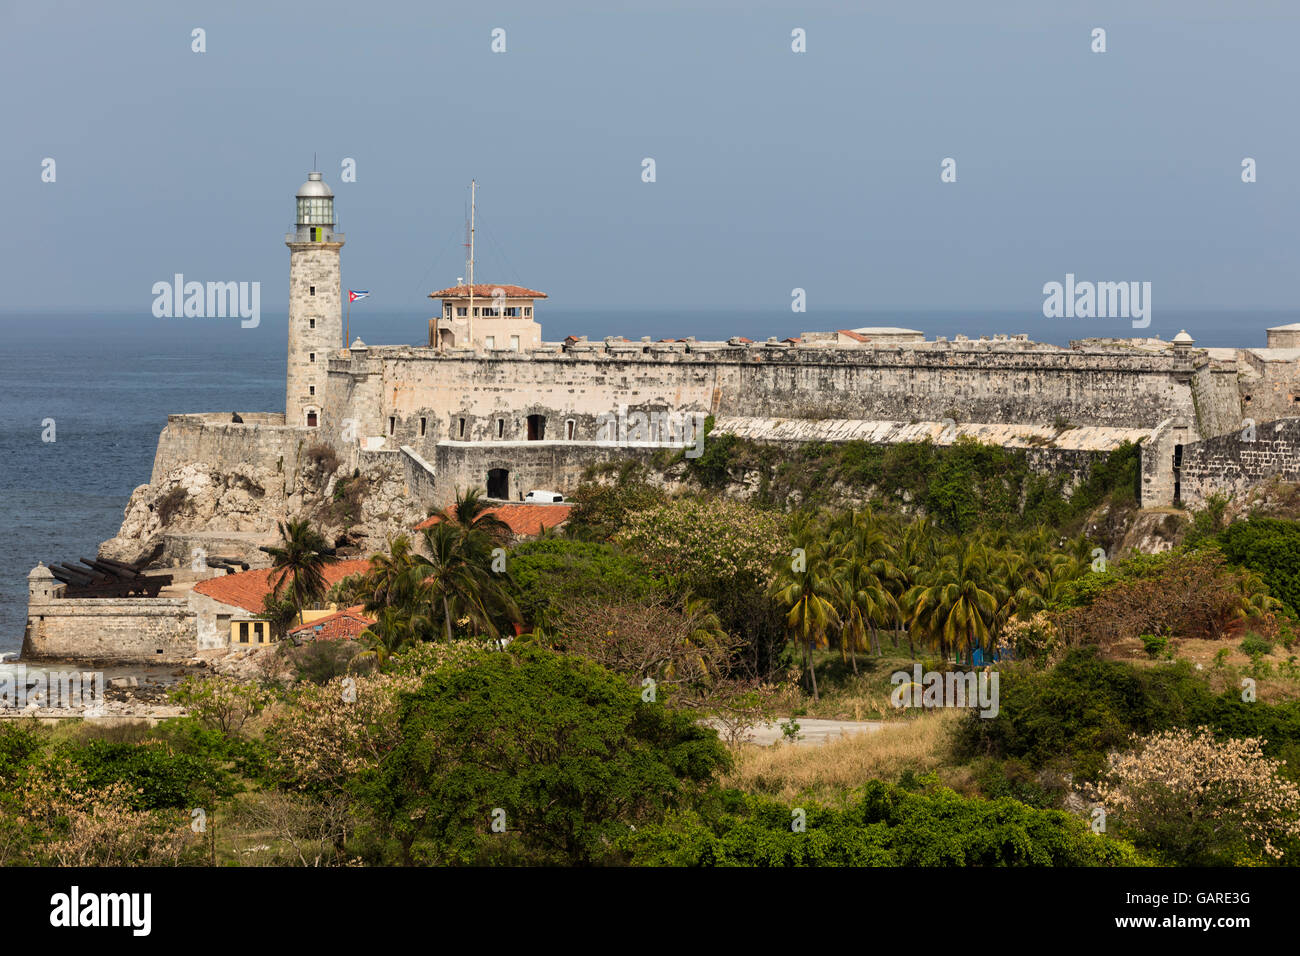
[[428, 284, 547, 352], [838, 327, 926, 347], [1266, 322, 1300, 350]]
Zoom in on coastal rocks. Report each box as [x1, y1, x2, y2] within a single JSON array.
[[101, 463, 282, 563], [100, 455, 425, 569], [211, 645, 295, 683]]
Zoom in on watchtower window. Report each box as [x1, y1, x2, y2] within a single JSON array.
[[309, 353, 315, 363], [310, 286, 316, 296], [420, 417, 427, 437], [527, 414, 545, 441], [496, 419, 505, 439], [309, 386, 315, 396], [388, 417, 396, 436], [566, 419, 575, 440], [309, 319, 315, 329], [458, 418, 466, 438]]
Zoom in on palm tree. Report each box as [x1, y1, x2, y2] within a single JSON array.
[[831, 511, 899, 671], [264, 518, 338, 627], [772, 539, 841, 701], [427, 488, 513, 558], [889, 517, 936, 658], [986, 547, 1047, 656], [363, 535, 425, 612], [417, 521, 520, 641], [908, 540, 997, 663], [355, 606, 420, 671]]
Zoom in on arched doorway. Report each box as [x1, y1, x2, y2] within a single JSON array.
[[487, 468, 509, 500]]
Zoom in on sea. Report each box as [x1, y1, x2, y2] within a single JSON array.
[[0, 307, 1290, 657]]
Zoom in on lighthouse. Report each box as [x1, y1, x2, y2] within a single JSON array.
[[285, 171, 344, 428]]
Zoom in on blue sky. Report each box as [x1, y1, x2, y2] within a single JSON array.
[[3, 0, 1298, 313]]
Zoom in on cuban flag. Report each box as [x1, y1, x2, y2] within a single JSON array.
[[348, 290, 370, 303]]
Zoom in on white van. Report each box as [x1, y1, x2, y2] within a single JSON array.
[[524, 490, 564, 503]]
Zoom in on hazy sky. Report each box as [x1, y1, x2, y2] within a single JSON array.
[[3, 0, 1299, 313]]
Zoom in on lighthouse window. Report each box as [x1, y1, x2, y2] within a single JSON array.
[[309, 353, 315, 363], [309, 319, 315, 329], [309, 386, 315, 396], [310, 286, 315, 296]]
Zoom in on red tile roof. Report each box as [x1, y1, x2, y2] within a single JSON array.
[[414, 503, 573, 538], [838, 329, 871, 343], [428, 284, 547, 299], [288, 605, 375, 642], [193, 559, 372, 613]]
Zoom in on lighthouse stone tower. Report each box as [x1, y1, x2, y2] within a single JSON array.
[[285, 171, 344, 428]]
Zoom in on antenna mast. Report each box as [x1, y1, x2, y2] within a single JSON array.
[[467, 179, 476, 348]]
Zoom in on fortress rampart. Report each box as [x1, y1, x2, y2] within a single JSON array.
[[137, 335, 1297, 514]]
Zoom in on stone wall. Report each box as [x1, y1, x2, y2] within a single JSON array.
[[24, 597, 196, 662], [322, 343, 1233, 474], [401, 446, 438, 509], [433, 440, 669, 505], [152, 414, 309, 488], [1177, 417, 1300, 506]]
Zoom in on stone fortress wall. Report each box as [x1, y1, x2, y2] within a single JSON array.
[[312, 335, 1253, 509], [134, 330, 1300, 515]]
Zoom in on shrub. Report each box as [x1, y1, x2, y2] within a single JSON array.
[[1220, 517, 1300, 615], [954, 648, 1300, 781], [304, 442, 341, 475], [619, 782, 1142, 866], [505, 539, 660, 628], [1052, 550, 1247, 646], [366, 646, 731, 865], [1139, 633, 1168, 659], [61, 740, 232, 810], [168, 676, 272, 737], [1240, 633, 1275, 658], [1095, 727, 1300, 864]]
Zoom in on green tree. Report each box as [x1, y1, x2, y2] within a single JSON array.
[[369, 647, 730, 865], [772, 538, 841, 701], [908, 540, 997, 661], [264, 518, 338, 626]]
